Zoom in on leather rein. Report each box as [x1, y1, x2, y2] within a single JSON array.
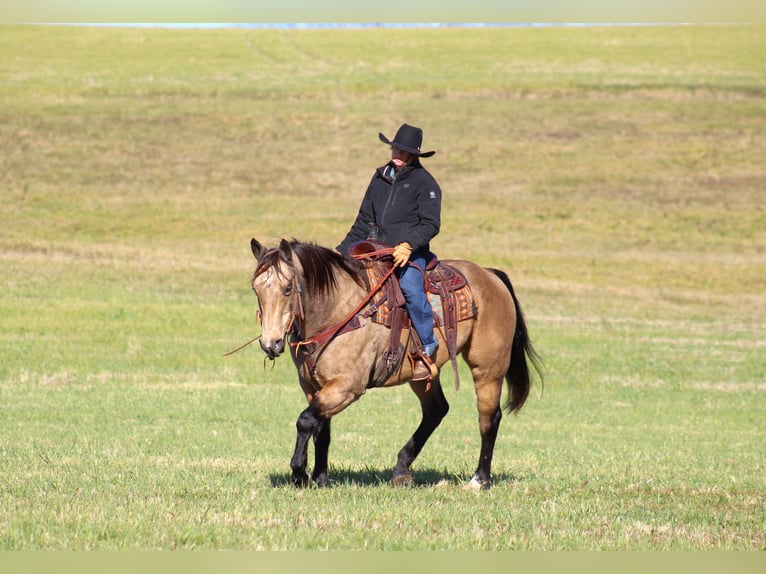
[[289, 247, 395, 356], [224, 247, 394, 359]]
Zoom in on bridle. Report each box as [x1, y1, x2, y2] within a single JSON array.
[[251, 265, 305, 341]]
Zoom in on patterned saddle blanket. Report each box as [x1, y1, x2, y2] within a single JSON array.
[[361, 258, 476, 328]]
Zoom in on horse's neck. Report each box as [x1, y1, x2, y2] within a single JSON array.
[[300, 272, 366, 338]]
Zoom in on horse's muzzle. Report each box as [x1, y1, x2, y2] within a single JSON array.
[[260, 337, 286, 359]]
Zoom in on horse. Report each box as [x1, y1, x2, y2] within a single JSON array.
[[249, 237, 542, 490]]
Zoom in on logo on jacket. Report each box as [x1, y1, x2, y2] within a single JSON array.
[[429, 191, 437, 199]]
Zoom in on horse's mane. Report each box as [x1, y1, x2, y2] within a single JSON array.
[[254, 240, 364, 298]]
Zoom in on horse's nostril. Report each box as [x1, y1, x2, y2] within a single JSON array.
[[260, 338, 285, 359]]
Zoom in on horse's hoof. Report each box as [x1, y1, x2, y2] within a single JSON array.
[[391, 473, 413, 487], [292, 472, 310, 488], [312, 474, 329, 488], [464, 476, 489, 492]]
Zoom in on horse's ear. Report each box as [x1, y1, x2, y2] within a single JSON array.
[[251, 238, 265, 260], [278, 238, 293, 264]]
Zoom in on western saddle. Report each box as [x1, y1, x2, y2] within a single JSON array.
[[347, 239, 476, 390]]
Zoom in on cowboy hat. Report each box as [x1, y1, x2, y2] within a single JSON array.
[[378, 123, 436, 158]]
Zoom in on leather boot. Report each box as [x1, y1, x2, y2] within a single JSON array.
[[411, 343, 439, 382]]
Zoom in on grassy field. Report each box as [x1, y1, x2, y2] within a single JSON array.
[[0, 24, 765, 550]]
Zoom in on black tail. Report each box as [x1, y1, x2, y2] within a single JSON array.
[[490, 268, 544, 414]]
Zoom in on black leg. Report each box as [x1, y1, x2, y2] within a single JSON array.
[[290, 406, 323, 487], [392, 378, 450, 486], [311, 418, 331, 487], [470, 406, 502, 488]]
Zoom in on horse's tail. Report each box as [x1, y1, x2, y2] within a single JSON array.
[[489, 268, 544, 414]]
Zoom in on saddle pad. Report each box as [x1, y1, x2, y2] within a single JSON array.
[[363, 263, 476, 327]]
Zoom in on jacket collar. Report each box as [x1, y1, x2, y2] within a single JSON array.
[[379, 161, 419, 182]]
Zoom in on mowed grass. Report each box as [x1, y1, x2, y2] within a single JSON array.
[[0, 24, 765, 550]]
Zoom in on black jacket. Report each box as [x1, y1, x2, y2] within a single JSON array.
[[337, 161, 442, 255]]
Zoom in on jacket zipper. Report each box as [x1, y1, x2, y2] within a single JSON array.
[[380, 167, 397, 228]]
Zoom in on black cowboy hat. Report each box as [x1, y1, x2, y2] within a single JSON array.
[[379, 123, 436, 158]]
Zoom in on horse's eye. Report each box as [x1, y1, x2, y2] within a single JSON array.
[[284, 285, 293, 296]]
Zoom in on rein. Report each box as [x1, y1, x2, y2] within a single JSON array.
[[223, 308, 264, 357], [290, 247, 395, 355], [242, 245, 395, 365], [222, 334, 261, 356]]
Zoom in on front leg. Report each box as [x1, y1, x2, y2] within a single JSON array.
[[290, 374, 361, 487], [290, 406, 324, 487], [311, 419, 331, 487]]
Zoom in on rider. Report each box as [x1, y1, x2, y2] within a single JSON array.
[[337, 123, 442, 381]]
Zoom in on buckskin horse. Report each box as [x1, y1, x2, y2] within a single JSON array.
[[249, 237, 542, 490]]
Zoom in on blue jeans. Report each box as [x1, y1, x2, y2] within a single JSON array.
[[396, 253, 436, 348]]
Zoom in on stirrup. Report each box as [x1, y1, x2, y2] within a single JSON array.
[[411, 350, 439, 383]]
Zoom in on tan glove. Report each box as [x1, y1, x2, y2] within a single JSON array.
[[392, 242, 413, 268]]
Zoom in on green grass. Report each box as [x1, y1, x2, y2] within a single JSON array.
[[0, 23, 765, 550]]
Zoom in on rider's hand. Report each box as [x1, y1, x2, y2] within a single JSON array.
[[392, 242, 413, 268]]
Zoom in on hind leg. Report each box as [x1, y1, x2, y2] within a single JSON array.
[[467, 374, 504, 490], [470, 401, 502, 490], [461, 309, 512, 489], [392, 377, 450, 486]]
